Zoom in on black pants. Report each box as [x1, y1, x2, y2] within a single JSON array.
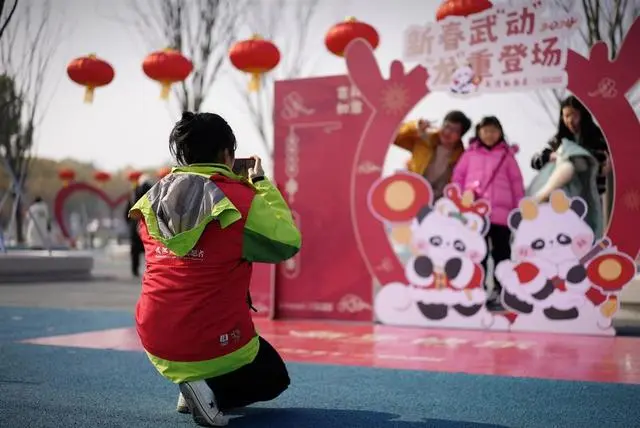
[[130, 233, 143, 276], [205, 337, 290, 412], [481, 223, 511, 294]]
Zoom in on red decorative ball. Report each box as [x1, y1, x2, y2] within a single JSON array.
[[436, 0, 493, 21], [142, 49, 193, 99], [325, 17, 379, 57], [368, 172, 432, 223], [94, 171, 111, 183], [587, 253, 637, 291], [67, 54, 115, 103], [229, 36, 281, 73]]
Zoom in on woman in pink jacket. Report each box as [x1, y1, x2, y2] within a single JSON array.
[[451, 116, 525, 311]]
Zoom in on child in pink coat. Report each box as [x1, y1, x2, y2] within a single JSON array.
[[451, 116, 525, 310]]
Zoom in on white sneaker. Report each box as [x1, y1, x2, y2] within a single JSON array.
[[179, 380, 229, 427], [176, 392, 190, 414]]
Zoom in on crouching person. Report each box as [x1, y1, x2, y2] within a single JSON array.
[[129, 112, 301, 427]]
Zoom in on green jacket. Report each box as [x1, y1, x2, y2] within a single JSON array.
[[527, 139, 603, 238], [129, 164, 301, 383]]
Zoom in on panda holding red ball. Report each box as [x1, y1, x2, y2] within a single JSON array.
[[495, 190, 635, 335], [374, 184, 510, 331]]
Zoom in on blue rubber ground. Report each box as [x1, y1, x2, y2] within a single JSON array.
[[1, 307, 639, 427]]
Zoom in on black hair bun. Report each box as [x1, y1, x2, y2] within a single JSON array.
[[181, 111, 195, 121]]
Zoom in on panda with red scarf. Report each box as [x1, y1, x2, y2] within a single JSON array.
[[375, 185, 509, 330], [495, 190, 632, 335]]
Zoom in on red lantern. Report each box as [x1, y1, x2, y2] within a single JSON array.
[[93, 171, 111, 186], [325, 17, 379, 57], [157, 166, 171, 179], [436, 0, 493, 21], [127, 171, 142, 189], [67, 54, 115, 103], [229, 34, 280, 92], [58, 168, 76, 187], [143, 49, 193, 100]]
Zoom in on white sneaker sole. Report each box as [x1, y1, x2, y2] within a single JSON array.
[[176, 392, 190, 414], [178, 383, 229, 427]]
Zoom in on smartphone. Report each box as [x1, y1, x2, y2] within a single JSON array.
[[232, 158, 256, 177]]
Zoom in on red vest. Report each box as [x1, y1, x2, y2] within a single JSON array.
[[135, 178, 257, 363]]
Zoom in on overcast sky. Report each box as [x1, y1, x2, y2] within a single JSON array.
[[5, 0, 623, 185]]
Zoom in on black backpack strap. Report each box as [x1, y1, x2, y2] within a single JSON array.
[[246, 291, 258, 312]]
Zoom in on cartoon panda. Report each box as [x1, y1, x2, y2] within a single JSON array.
[[450, 65, 481, 95], [495, 190, 618, 335], [375, 184, 510, 330]]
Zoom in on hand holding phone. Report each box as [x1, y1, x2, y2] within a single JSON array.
[[248, 156, 264, 179], [233, 156, 265, 179], [232, 158, 256, 177]]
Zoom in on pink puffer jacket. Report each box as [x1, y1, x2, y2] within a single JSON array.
[[451, 139, 525, 226]]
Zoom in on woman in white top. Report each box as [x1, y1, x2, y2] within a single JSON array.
[[25, 196, 51, 249]]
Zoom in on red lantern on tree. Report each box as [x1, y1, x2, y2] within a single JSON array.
[[143, 49, 193, 100], [127, 171, 142, 189], [157, 166, 171, 179], [436, 0, 493, 21], [93, 171, 111, 187], [229, 35, 281, 92], [58, 168, 76, 187], [325, 17, 380, 57], [67, 54, 115, 103]]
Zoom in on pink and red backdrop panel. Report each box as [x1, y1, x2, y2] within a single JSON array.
[[272, 18, 640, 336]]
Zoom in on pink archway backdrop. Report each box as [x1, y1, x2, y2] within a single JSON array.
[[273, 18, 640, 322]]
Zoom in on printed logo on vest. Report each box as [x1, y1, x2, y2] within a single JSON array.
[[153, 246, 173, 258], [219, 334, 229, 347], [219, 329, 241, 348], [184, 248, 205, 261], [152, 246, 205, 261], [230, 329, 241, 344]]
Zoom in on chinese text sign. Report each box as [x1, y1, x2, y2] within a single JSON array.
[[403, 0, 580, 95]]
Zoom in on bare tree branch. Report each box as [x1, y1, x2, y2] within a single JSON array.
[[234, 0, 321, 157], [534, 0, 637, 126], [534, 89, 564, 125], [129, 0, 247, 115], [0, 0, 62, 242], [0, 0, 18, 40]]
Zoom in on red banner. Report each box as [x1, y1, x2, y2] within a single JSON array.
[[273, 76, 376, 321], [565, 19, 640, 259]]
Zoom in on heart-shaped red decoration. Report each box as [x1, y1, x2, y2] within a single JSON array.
[[54, 182, 130, 239]]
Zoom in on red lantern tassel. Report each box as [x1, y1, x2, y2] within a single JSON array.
[[160, 81, 171, 100], [84, 86, 95, 104], [248, 73, 261, 92]]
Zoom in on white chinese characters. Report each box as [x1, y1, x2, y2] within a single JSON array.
[[336, 85, 364, 116]]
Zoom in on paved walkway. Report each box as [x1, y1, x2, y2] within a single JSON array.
[[2, 251, 640, 332], [0, 252, 138, 310], [2, 306, 640, 427], [2, 253, 640, 427]]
